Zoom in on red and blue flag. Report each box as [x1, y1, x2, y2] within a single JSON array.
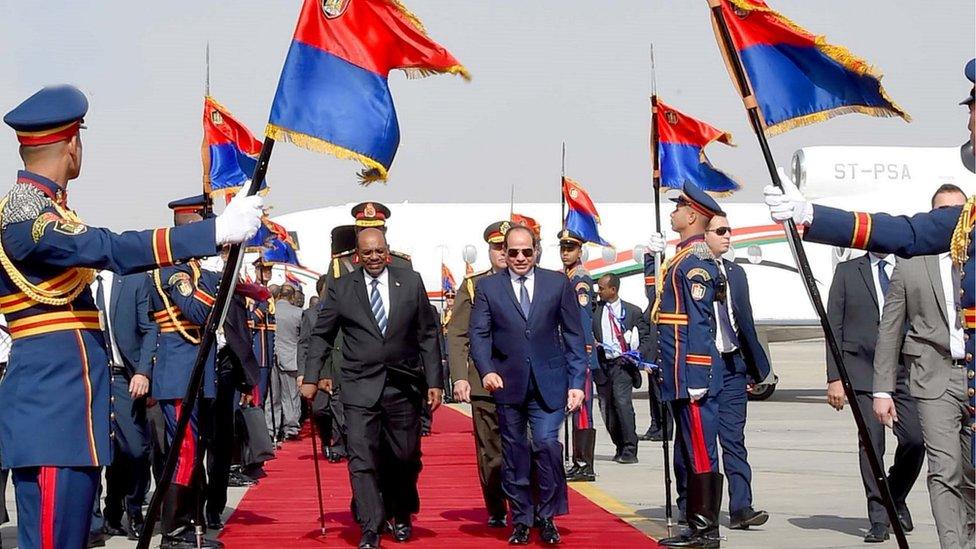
[[655, 99, 738, 195], [202, 96, 267, 198], [714, 0, 909, 134], [441, 264, 456, 294], [266, 0, 469, 183], [248, 217, 301, 266], [562, 177, 610, 246], [284, 268, 303, 288]]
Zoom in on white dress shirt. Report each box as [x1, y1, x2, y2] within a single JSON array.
[[869, 253, 894, 315], [90, 270, 124, 366], [600, 299, 635, 360], [509, 268, 535, 303], [713, 260, 739, 353], [939, 253, 966, 360], [364, 267, 391, 319]]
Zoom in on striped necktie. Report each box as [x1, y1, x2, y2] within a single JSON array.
[[370, 278, 387, 335]]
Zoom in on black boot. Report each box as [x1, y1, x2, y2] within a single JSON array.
[[565, 428, 583, 477], [567, 429, 596, 482], [659, 472, 722, 548]]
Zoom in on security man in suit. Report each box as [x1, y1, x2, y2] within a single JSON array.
[[647, 182, 725, 549], [146, 196, 227, 548], [447, 220, 510, 527], [0, 85, 261, 549], [558, 228, 600, 482], [322, 202, 413, 282]]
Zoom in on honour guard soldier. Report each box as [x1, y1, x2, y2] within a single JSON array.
[[146, 195, 225, 548], [250, 258, 276, 411], [447, 221, 510, 527], [648, 182, 726, 548], [558, 228, 600, 481], [0, 86, 261, 549], [326, 202, 413, 281]]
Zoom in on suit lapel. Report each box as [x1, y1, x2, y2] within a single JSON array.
[[924, 255, 950, 326], [856, 256, 879, 310], [593, 303, 605, 343], [354, 269, 384, 337], [109, 274, 122, 323], [502, 269, 527, 321], [387, 268, 404, 335], [525, 271, 545, 324]]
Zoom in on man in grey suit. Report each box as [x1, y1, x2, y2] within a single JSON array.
[[269, 284, 303, 440], [874, 184, 975, 549], [827, 250, 925, 542]]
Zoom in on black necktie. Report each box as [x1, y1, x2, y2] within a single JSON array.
[[95, 275, 115, 363], [877, 260, 890, 298], [715, 267, 739, 350]]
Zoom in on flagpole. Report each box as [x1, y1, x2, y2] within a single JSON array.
[[138, 136, 277, 548], [648, 45, 674, 537], [561, 142, 567, 230], [707, 3, 908, 547]]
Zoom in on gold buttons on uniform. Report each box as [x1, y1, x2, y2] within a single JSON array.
[[970, 388, 976, 398], [969, 370, 975, 379]]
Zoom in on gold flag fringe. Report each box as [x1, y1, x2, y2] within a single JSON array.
[[265, 124, 390, 185], [386, 0, 471, 81]]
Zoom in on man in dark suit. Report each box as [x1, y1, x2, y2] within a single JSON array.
[[306, 228, 442, 549], [592, 273, 649, 466], [469, 224, 588, 546], [89, 270, 155, 542], [827, 251, 924, 542]]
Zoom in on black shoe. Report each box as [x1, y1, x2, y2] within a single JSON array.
[[390, 520, 411, 542], [228, 471, 258, 487], [126, 516, 144, 541], [638, 428, 663, 441], [566, 469, 596, 482], [612, 451, 622, 462], [896, 504, 914, 532], [285, 432, 301, 441], [729, 507, 768, 530], [488, 515, 508, 528], [538, 518, 561, 545], [863, 523, 889, 543], [103, 522, 127, 537], [358, 531, 380, 549], [565, 463, 581, 477], [206, 512, 225, 530], [659, 528, 720, 548], [616, 454, 639, 465], [87, 531, 107, 548], [508, 523, 531, 545], [160, 533, 224, 548]]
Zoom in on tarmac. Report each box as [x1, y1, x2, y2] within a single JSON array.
[[0, 339, 947, 548]]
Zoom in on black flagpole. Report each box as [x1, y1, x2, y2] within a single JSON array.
[[707, 2, 908, 547], [561, 142, 571, 465], [138, 137, 276, 548]]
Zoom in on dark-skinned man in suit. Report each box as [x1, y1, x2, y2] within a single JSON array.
[[306, 228, 442, 549]]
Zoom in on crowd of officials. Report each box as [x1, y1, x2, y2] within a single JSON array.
[[0, 58, 970, 549]]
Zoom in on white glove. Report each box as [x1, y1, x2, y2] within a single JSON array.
[[647, 232, 666, 254], [199, 255, 225, 273], [216, 328, 227, 351], [688, 387, 708, 401], [215, 193, 264, 245], [764, 167, 813, 226]]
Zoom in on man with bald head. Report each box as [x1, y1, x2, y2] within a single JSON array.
[[307, 227, 442, 549]]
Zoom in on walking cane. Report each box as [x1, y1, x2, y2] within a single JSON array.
[[308, 406, 328, 537], [268, 356, 279, 447]]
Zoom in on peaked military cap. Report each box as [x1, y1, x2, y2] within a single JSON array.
[[351, 202, 391, 228], [483, 221, 511, 244], [670, 181, 725, 218], [557, 229, 585, 246], [4, 85, 88, 146], [962, 58, 975, 106]]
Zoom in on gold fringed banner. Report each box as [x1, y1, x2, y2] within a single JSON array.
[[265, 123, 390, 185]]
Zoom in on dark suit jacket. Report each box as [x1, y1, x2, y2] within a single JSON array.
[[220, 293, 261, 390], [107, 273, 156, 378], [591, 299, 651, 362], [724, 260, 772, 384], [308, 266, 442, 408], [826, 255, 887, 392], [469, 268, 587, 411]]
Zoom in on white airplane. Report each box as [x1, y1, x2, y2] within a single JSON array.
[[256, 145, 974, 330]]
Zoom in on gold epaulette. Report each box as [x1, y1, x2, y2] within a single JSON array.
[[950, 195, 975, 266], [463, 269, 489, 299], [391, 250, 412, 261]]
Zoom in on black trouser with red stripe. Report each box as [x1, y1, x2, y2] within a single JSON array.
[[159, 399, 207, 538], [671, 396, 719, 475]]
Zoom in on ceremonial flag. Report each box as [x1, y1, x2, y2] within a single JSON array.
[[510, 212, 541, 238], [248, 217, 301, 266], [562, 177, 610, 246], [655, 99, 738, 195], [711, 0, 908, 135], [267, 0, 469, 183], [202, 96, 267, 198], [441, 264, 456, 294], [284, 268, 303, 288]]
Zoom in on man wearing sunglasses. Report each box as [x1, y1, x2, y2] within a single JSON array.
[[446, 221, 511, 528], [558, 229, 600, 483], [647, 182, 726, 548], [469, 225, 588, 545], [668, 215, 771, 533]]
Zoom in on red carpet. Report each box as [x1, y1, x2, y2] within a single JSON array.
[[220, 406, 660, 548]]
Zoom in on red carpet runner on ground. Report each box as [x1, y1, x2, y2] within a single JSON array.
[[220, 406, 660, 548]]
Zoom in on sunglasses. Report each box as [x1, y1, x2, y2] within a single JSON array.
[[706, 227, 733, 236], [507, 248, 535, 258]]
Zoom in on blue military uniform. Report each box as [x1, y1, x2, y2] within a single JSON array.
[[0, 87, 218, 549], [248, 265, 276, 405], [558, 229, 600, 482], [802, 199, 975, 465], [651, 182, 726, 548], [145, 195, 222, 546]]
